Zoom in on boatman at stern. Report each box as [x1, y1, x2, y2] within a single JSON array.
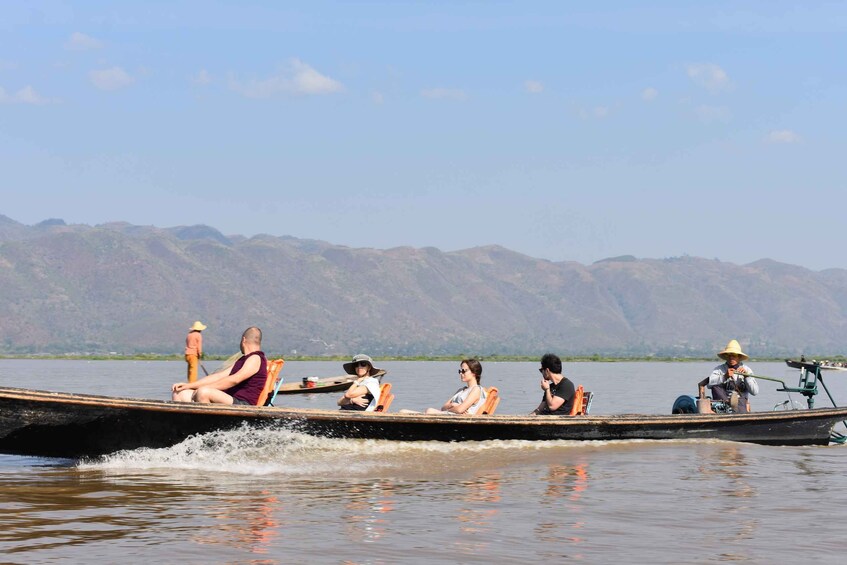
[[698, 339, 758, 413], [184, 320, 206, 383], [172, 326, 267, 405]]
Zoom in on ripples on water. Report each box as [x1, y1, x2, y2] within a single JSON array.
[[2, 361, 847, 563]]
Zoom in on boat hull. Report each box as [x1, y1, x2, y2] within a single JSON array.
[[1, 387, 845, 458]]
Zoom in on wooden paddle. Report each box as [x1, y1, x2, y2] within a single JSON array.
[[205, 352, 241, 375]]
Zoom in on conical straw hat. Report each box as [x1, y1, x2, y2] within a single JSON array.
[[717, 339, 748, 361]]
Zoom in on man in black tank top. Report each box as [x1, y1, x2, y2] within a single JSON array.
[[171, 326, 266, 405]]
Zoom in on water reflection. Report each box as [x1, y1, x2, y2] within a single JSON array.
[[535, 458, 590, 557], [453, 473, 502, 554], [341, 480, 396, 543], [0, 467, 190, 554], [198, 491, 282, 555], [696, 445, 757, 504], [692, 444, 759, 559]]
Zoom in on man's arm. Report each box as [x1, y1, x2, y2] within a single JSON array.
[[172, 366, 230, 393], [544, 387, 566, 412], [530, 400, 546, 415]]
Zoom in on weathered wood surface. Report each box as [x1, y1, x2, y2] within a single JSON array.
[[1, 386, 846, 457]]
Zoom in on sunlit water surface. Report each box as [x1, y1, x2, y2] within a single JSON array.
[[1, 360, 847, 563]]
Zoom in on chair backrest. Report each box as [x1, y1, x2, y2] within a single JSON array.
[[256, 358, 285, 406], [581, 391, 593, 415], [478, 386, 500, 415], [568, 385, 584, 416], [375, 382, 394, 412]]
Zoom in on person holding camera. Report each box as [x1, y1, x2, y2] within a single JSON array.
[[698, 339, 758, 412]]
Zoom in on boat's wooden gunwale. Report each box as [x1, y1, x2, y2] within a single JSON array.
[[3, 386, 847, 427]]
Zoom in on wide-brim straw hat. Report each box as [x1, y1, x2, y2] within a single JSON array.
[[189, 321, 207, 332], [718, 339, 748, 361], [343, 354, 384, 376]]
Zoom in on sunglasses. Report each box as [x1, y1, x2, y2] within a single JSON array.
[[458, 368, 469, 374], [538, 368, 546, 374], [356, 361, 371, 368]]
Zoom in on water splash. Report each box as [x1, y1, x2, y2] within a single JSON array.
[[77, 423, 720, 477]]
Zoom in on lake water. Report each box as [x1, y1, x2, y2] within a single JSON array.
[[2, 360, 847, 563]]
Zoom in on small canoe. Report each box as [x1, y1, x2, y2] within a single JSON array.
[[785, 359, 847, 371], [274, 375, 356, 395], [273, 369, 386, 395]]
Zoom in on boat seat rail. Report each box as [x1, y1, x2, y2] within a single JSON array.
[[375, 383, 394, 412], [568, 386, 584, 416], [478, 386, 500, 415], [581, 391, 593, 415], [257, 358, 286, 407]]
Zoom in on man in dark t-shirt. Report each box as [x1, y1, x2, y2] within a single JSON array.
[[531, 353, 576, 415]]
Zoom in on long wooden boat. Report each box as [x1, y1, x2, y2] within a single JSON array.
[[2, 386, 847, 458], [785, 359, 847, 371], [273, 369, 386, 395], [274, 375, 356, 395]]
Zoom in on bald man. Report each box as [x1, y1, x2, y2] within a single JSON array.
[[172, 327, 267, 405]]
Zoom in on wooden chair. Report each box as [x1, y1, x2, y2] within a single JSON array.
[[256, 358, 285, 407], [375, 383, 394, 412], [477, 386, 500, 415], [581, 391, 593, 415], [568, 385, 584, 416]]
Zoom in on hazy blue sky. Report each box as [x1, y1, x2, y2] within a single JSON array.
[[2, 1, 846, 270]]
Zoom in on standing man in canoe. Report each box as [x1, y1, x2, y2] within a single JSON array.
[[172, 326, 267, 405], [531, 353, 577, 415], [184, 320, 206, 383], [698, 339, 758, 412]]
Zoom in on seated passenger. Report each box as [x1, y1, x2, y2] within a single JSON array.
[[171, 326, 266, 405], [337, 354, 383, 411], [425, 359, 486, 415], [698, 339, 758, 412], [530, 353, 576, 415]]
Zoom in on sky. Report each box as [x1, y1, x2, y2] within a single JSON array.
[[2, 1, 846, 271]]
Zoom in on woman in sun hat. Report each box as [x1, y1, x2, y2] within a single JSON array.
[[698, 339, 758, 412], [337, 354, 386, 411], [184, 320, 207, 383]]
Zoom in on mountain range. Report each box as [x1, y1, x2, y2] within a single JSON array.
[[1, 213, 845, 358]]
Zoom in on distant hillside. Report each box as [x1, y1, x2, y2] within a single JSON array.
[[1, 215, 845, 357]]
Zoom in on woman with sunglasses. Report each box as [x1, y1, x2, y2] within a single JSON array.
[[338, 354, 384, 411], [425, 358, 486, 415]]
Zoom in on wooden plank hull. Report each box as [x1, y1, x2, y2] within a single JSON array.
[[1, 386, 846, 458]]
